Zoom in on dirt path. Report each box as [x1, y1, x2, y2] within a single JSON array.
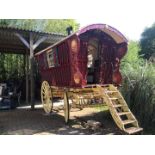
[[0, 105, 124, 135]]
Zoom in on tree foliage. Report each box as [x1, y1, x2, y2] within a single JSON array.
[[139, 23, 155, 59], [0, 19, 80, 35], [0, 53, 24, 82], [121, 41, 143, 71]]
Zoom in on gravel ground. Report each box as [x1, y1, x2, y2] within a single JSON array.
[[0, 103, 124, 135]]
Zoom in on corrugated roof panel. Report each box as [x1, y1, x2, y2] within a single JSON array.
[[0, 26, 66, 54]]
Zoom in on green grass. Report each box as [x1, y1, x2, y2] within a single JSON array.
[[95, 105, 109, 112]]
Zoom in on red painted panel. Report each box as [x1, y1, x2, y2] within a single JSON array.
[[36, 34, 127, 88], [36, 40, 71, 87]]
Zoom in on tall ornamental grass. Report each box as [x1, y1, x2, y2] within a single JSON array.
[[120, 61, 155, 130]]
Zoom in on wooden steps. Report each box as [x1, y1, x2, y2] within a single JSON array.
[[122, 120, 136, 125], [100, 84, 143, 135], [113, 104, 126, 108], [109, 97, 119, 100], [125, 127, 143, 134], [118, 111, 131, 116], [106, 91, 118, 93]]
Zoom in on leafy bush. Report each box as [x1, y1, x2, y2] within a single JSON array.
[[120, 50, 155, 130]]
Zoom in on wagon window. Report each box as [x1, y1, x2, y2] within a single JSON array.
[[46, 48, 59, 68]]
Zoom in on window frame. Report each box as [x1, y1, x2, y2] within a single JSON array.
[[46, 48, 59, 68]]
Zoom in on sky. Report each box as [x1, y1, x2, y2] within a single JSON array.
[[1, 0, 155, 41], [75, 0, 155, 41], [76, 18, 153, 41]]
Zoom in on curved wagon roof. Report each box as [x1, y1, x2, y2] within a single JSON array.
[[78, 24, 128, 43], [35, 23, 128, 56]]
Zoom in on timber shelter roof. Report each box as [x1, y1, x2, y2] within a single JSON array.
[[0, 26, 65, 54]]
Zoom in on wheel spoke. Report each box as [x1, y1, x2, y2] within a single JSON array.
[[42, 91, 45, 95]]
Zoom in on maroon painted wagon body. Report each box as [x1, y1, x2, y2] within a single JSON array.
[[35, 24, 128, 88]]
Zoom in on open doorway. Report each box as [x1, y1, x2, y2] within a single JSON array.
[[87, 37, 100, 84]]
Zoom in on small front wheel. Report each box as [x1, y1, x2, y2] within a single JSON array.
[[64, 92, 70, 123]]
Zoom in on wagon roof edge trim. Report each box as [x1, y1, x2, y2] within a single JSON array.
[[35, 32, 78, 56]]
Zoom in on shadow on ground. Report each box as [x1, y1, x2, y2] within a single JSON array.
[[0, 107, 125, 135]]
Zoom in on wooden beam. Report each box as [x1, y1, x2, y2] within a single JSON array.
[[15, 33, 30, 49], [23, 54, 26, 86], [0, 48, 25, 54], [29, 33, 35, 110], [25, 52, 29, 105], [33, 36, 47, 50], [0, 43, 26, 49]]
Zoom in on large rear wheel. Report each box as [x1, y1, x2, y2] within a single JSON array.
[[41, 81, 53, 114]]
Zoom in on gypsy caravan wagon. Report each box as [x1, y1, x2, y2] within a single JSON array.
[[35, 24, 143, 134]]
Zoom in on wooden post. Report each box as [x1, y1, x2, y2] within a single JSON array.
[[30, 33, 35, 110], [23, 54, 26, 78], [26, 52, 29, 105], [15, 32, 48, 109]]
